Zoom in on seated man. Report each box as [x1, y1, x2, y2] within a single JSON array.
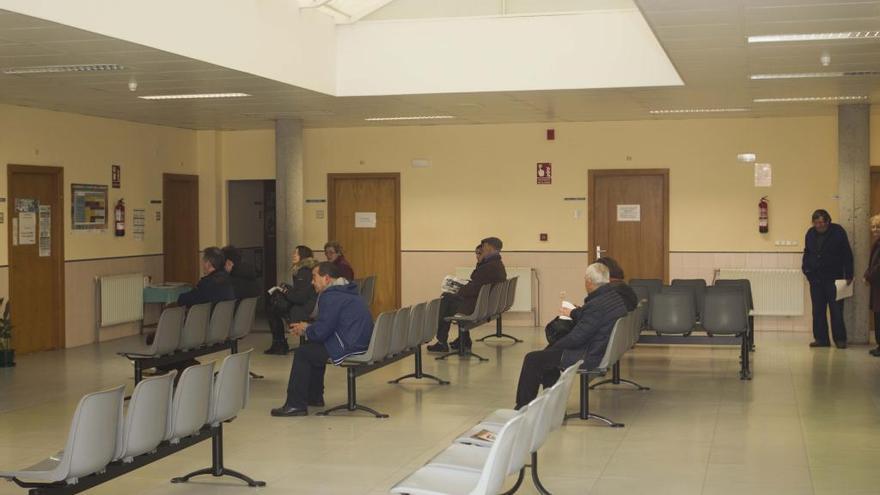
[[177, 246, 236, 306], [427, 236, 507, 353], [271, 262, 373, 417], [514, 263, 626, 409], [222, 245, 261, 299]]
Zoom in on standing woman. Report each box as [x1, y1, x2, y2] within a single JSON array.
[[865, 214, 880, 357], [265, 246, 319, 355]]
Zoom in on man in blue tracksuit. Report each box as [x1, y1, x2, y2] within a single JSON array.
[[271, 261, 373, 417]]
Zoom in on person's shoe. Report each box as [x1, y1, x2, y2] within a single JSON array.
[[270, 406, 308, 417], [869, 347, 880, 357], [835, 342, 848, 349], [449, 338, 460, 350], [426, 342, 449, 353], [264, 343, 289, 355], [308, 399, 325, 407], [809, 341, 831, 348], [450, 337, 472, 351]]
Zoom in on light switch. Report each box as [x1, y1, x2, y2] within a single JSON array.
[[316, 209, 325, 219]]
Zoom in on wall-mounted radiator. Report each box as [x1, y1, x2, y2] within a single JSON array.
[[96, 273, 144, 327], [717, 268, 804, 316]]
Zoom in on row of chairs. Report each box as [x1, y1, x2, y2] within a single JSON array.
[[440, 277, 520, 362], [354, 275, 377, 307], [631, 278, 754, 328], [0, 351, 264, 493], [119, 297, 258, 383], [317, 298, 451, 419], [391, 361, 583, 495]]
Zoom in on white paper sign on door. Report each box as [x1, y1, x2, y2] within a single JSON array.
[[19, 211, 36, 245], [38, 205, 51, 256], [354, 212, 377, 228], [616, 204, 641, 222]]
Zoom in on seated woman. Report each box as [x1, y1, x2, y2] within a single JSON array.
[[265, 246, 319, 355]]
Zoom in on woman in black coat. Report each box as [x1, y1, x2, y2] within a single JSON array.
[[265, 246, 319, 355], [865, 215, 880, 357]]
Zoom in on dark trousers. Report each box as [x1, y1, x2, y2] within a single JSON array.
[[809, 280, 847, 345], [268, 308, 288, 345], [436, 293, 463, 343], [874, 312, 880, 346], [515, 349, 564, 409], [284, 342, 328, 408]]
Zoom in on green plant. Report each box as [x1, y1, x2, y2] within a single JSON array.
[[0, 298, 11, 351]]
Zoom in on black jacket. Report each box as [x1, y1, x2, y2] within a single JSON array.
[[285, 265, 319, 322], [457, 253, 507, 315], [229, 261, 261, 299], [802, 223, 854, 282], [177, 270, 236, 307], [551, 283, 627, 370], [569, 281, 638, 320]]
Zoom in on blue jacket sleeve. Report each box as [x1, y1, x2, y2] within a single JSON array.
[[305, 293, 341, 343], [552, 303, 599, 351]]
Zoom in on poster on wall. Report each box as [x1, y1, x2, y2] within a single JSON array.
[[111, 164, 121, 188], [133, 208, 145, 241], [71, 183, 108, 231], [537, 163, 552, 184], [754, 163, 772, 187], [38, 205, 51, 256]]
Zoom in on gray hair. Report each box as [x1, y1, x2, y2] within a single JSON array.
[[585, 263, 610, 286]]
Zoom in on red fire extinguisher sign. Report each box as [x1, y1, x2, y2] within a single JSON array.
[[758, 196, 768, 234]]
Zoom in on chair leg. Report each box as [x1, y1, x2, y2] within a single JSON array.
[[390, 347, 451, 384], [171, 425, 266, 487], [565, 374, 624, 427], [436, 329, 488, 361], [476, 316, 523, 344], [740, 334, 753, 381], [249, 371, 264, 380], [500, 467, 526, 495], [530, 452, 553, 495], [590, 362, 650, 391], [134, 361, 143, 385], [317, 368, 390, 418]]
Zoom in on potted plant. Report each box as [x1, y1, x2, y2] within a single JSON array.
[[0, 298, 13, 367]]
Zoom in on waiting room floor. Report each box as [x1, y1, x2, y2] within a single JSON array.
[[0, 326, 878, 495]]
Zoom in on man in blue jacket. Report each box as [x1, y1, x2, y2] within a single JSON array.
[[271, 261, 373, 417], [802, 209, 854, 349], [514, 263, 626, 409]]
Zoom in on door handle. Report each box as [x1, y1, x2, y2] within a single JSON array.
[[595, 245, 607, 259]]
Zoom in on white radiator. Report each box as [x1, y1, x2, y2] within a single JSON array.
[[97, 273, 144, 327], [455, 266, 535, 313], [717, 268, 804, 316]]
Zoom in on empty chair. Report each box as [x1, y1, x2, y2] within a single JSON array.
[[671, 279, 707, 320], [702, 289, 749, 336], [171, 350, 265, 487], [165, 362, 214, 443], [503, 276, 518, 313], [421, 298, 441, 345], [120, 306, 185, 358], [629, 278, 662, 297], [353, 278, 365, 296], [388, 307, 412, 356], [649, 292, 696, 334], [486, 282, 505, 318], [390, 415, 525, 495], [714, 278, 755, 347], [346, 311, 394, 365], [361, 275, 377, 307], [178, 303, 212, 350], [204, 300, 236, 345], [115, 372, 176, 463], [0, 385, 125, 486], [228, 297, 258, 342], [405, 303, 427, 350]]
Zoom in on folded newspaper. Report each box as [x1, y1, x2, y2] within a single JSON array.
[[559, 300, 576, 320], [442, 275, 469, 294]]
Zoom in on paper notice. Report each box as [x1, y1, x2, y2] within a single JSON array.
[[354, 212, 376, 228], [38, 205, 50, 256], [617, 204, 641, 222], [18, 211, 36, 245], [835, 279, 853, 301], [755, 163, 772, 187]]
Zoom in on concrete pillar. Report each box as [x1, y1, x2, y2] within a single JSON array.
[[275, 119, 304, 284], [838, 104, 871, 343]]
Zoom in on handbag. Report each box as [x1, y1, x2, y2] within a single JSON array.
[[267, 289, 292, 315], [544, 316, 574, 345]]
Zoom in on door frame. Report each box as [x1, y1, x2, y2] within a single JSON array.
[[7, 164, 66, 349], [162, 173, 199, 284], [588, 168, 670, 281], [327, 172, 401, 308]]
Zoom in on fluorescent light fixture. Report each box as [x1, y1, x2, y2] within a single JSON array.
[[753, 96, 869, 103], [648, 108, 750, 115], [750, 71, 880, 80], [364, 115, 455, 121], [737, 153, 757, 163], [2, 63, 125, 75], [138, 93, 251, 100], [748, 31, 880, 43]]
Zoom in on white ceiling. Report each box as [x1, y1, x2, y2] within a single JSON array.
[[0, 1, 878, 130]]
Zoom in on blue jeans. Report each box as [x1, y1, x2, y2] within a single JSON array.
[[809, 280, 847, 345]]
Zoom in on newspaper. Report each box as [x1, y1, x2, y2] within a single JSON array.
[[442, 275, 469, 294]]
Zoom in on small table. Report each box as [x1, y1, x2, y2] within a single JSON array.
[[141, 283, 192, 332]]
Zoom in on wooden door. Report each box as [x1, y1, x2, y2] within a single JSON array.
[[328, 173, 401, 315], [589, 169, 669, 281], [163, 174, 199, 285], [8, 165, 65, 353]]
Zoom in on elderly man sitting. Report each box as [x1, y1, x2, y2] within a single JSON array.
[[514, 263, 627, 409]]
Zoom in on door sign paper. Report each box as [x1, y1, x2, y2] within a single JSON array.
[[39, 205, 51, 257], [354, 212, 377, 228], [616, 204, 641, 222], [18, 211, 36, 245]]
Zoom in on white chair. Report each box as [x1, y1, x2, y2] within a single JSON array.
[[171, 350, 266, 487], [0, 385, 125, 486], [388, 303, 450, 385], [204, 300, 236, 346], [114, 372, 176, 463], [481, 360, 582, 427], [228, 297, 258, 342], [165, 362, 214, 444], [179, 303, 211, 350], [390, 414, 525, 495], [120, 307, 185, 358], [388, 307, 412, 356]]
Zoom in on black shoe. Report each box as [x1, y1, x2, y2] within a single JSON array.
[[450, 338, 460, 350], [809, 341, 831, 348], [308, 399, 325, 407], [264, 343, 289, 355], [426, 342, 449, 353], [869, 347, 880, 357], [835, 343, 848, 349], [271, 406, 308, 417]]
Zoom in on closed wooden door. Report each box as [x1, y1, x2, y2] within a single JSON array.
[[589, 169, 669, 281], [8, 165, 65, 353], [163, 174, 199, 285], [328, 173, 401, 316]]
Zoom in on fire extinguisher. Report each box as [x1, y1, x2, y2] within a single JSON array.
[[114, 199, 125, 237], [758, 196, 769, 234]]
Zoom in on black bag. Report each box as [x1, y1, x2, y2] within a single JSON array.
[[544, 317, 574, 345], [267, 289, 292, 315]]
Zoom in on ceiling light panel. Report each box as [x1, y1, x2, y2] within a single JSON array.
[[138, 93, 251, 100], [753, 96, 869, 103], [2, 63, 125, 74], [750, 71, 880, 80], [648, 108, 750, 115], [364, 115, 455, 121], [747, 31, 880, 43]]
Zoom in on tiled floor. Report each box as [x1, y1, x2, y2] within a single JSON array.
[[0, 326, 878, 495]]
